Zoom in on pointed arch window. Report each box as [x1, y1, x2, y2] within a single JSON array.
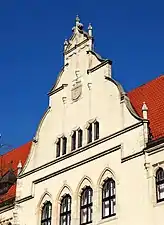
[[41, 201, 52, 225], [78, 129, 83, 148], [156, 168, 164, 202], [60, 195, 71, 225], [102, 178, 116, 218], [80, 187, 93, 225]]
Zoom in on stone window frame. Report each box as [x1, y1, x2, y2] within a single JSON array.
[[70, 127, 83, 151], [85, 119, 99, 144], [101, 178, 116, 219], [80, 186, 93, 225], [56, 184, 73, 225], [155, 167, 164, 203], [37, 192, 53, 225], [97, 168, 117, 223], [60, 194, 72, 225], [41, 201, 52, 225], [55, 135, 67, 158]]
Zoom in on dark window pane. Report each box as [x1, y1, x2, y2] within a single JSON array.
[[156, 168, 164, 202], [87, 124, 92, 143], [88, 189, 92, 204], [156, 168, 164, 182], [80, 187, 93, 224], [102, 179, 116, 218], [71, 132, 76, 150], [41, 202, 52, 225], [62, 137, 67, 155], [110, 198, 116, 215], [94, 121, 99, 140], [56, 140, 60, 157], [88, 206, 92, 222], [67, 214, 71, 225], [102, 200, 109, 217], [81, 208, 87, 224], [60, 195, 71, 225], [78, 129, 83, 148]]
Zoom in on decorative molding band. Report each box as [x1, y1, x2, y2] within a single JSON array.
[[122, 139, 164, 162], [17, 145, 121, 203], [16, 195, 34, 204], [145, 142, 164, 156], [87, 50, 112, 64], [87, 60, 111, 74], [0, 203, 14, 213], [48, 84, 68, 97], [19, 122, 143, 179], [121, 150, 144, 163], [33, 145, 121, 184], [65, 38, 90, 55]]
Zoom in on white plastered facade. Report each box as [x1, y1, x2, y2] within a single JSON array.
[[1, 18, 164, 225]]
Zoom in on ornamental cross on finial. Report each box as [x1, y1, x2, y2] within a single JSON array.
[[76, 15, 80, 25], [72, 15, 83, 33]]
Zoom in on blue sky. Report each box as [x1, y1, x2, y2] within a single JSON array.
[[0, 0, 164, 152]]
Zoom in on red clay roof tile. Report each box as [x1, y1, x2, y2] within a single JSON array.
[[0, 141, 32, 203], [128, 75, 164, 140]]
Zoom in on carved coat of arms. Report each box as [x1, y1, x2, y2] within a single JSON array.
[[71, 81, 82, 101]]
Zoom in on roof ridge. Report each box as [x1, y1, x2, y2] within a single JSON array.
[[1, 141, 32, 157], [128, 74, 164, 93]]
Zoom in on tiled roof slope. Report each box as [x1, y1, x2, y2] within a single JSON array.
[[128, 75, 164, 140], [0, 141, 32, 204]]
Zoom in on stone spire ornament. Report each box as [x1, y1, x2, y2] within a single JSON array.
[[17, 160, 22, 175], [64, 39, 68, 51], [76, 15, 80, 25], [72, 15, 83, 32], [142, 102, 148, 119], [142, 102, 149, 145], [88, 23, 92, 37]]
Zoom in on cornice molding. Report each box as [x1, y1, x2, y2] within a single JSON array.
[[65, 38, 90, 55], [48, 84, 68, 97], [17, 145, 121, 204], [121, 150, 144, 163], [145, 142, 164, 156], [87, 60, 111, 74], [33, 145, 121, 184]]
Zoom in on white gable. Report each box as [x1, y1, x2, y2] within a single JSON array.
[[21, 17, 144, 173]]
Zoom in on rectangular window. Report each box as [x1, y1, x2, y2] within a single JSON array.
[[78, 130, 83, 148], [71, 132, 76, 151], [94, 121, 99, 140], [87, 124, 92, 144], [62, 137, 67, 155]]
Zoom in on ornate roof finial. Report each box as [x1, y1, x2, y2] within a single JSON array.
[[17, 160, 22, 175], [142, 102, 148, 119], [64, 39, 68, 46], [142, 102, 148, 111], [88, 23, 92, 36], [74, 15, 83, 30], [76, 15, 80, 25]]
